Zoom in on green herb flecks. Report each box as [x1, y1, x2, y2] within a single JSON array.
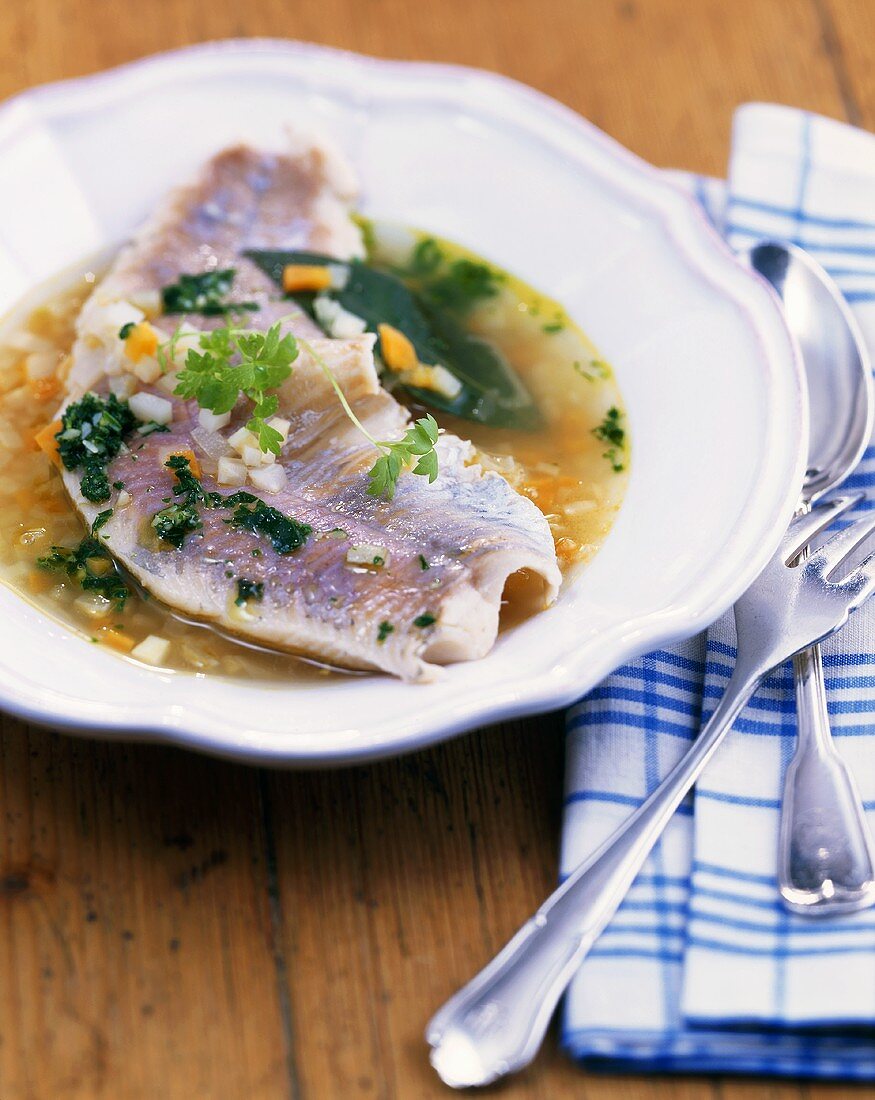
[[593, 406, 626, 472], [151, 454, 312, 555], [173, 322, 298, 454], [225, 492, 312, 555], [118, 321, 135, 340], [56, 392, 137, 503], [377, 621, 394, 644], [413, 613, 436, 629], [166, 454, 222, 507], [92, 508, 113, 533], [418, 256, 503, 315], [37, 512, 129, 609], [150, 454, 219, 549], [418, 554, 430, 571], [235, 578, 264, 606], [161, 269, 258, 317], [151, 502, 202, 549]]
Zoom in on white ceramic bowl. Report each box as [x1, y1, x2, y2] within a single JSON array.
[[0, 40, 806, 765]]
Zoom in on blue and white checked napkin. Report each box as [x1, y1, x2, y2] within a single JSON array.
[[561, 104, 875, 1079]]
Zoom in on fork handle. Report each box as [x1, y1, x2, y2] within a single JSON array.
[[778, 642, 875, 915], [426, 661, 762, 1088]]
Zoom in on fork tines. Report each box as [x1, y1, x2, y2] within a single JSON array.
[[783, 493, 863, 562]]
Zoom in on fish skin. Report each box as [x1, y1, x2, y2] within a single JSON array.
[[59, 140, 561, 681]]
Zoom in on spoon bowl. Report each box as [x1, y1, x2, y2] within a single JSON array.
[[743, 242, 873, 503], [742, 239, 875, 916]]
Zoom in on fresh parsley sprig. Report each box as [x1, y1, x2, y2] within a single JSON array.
[[299, 339, 440, 500], [367, 416, 439, 500], [173, 322, 298, 454]]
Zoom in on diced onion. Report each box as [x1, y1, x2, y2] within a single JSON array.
[[129, 392, 173, 425], [249, 464, 287, 494], [132, 357, 161, 384], [73, 592, 113, 620], [131, 635, 171, 665], [313, 295, 367, 338], [191, 426, 231, 466], [228, 426, 258, 454], [25, 351, 58, 382], [108, 375, 136, 399], [198, 408, 232, 432], [346, 543, 389, 568], [217, 456, 248, 487]]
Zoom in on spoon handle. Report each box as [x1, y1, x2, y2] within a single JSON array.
[[779, 640, 875, 915]]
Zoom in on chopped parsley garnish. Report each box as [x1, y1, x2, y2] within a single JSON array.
[[37, 514, 130, 609], [165, 454, 222, 506], [118, 321, 135, 340], [150, 454, 219, 549], [161, 269, 258, 317], [407, 237, 443, 276], [173, 322, 298, 454], [413, 613, 436, 628], [235, 578, 264, 606], [150, 456, 311, 554], [542, 320, 564, 334], [225, 492, 312, 555], [56, 392, 137, 503], [421, 257, 503, 315], [367, 414, 439, 501], [593, 406, 626, 472], [151, 503, 202, 549], [377, 621, 394, 644], [112, 480, 125, 491], [92, 508, 113, 533], [405, 239, 502, 314], [418, 554, 430, 571]]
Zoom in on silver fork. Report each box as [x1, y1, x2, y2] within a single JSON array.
[[427, 494, 875, 1088]]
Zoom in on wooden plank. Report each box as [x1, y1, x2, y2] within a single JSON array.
[[820, 0, 875, 126], [0, 722, 291, 1099]]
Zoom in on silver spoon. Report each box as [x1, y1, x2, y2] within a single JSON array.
[[743, 241, 875, 916]]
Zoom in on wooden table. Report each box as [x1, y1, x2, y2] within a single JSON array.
[[1, 2, 872, 1097]]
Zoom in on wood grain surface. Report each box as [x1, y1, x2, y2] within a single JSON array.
[[0, 1, 873, 1097]]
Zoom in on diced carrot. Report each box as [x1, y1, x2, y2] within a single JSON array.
[[98, 627, 136, 653], [378, 323, 417, 372], [282, 264, 332, 293], [124, 321, 159, 363], [166, 447, 202, 479], [33, 419, 62, 466], [29, 376, 61, 402]]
